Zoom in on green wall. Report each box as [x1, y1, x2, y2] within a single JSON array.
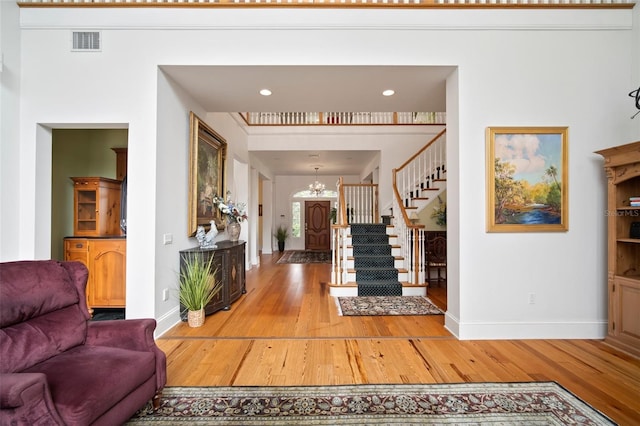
[[51, 129, 128, 260]]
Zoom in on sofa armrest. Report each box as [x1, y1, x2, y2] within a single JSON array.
[[0, 373, 65, 425], [86, 319, 167, 391], [86, 318, 157, 352]]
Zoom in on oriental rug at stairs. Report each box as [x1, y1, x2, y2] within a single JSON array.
[[337, 296, 443, 316], [350, 223, 402, 296], [126, 382, 615, 425]]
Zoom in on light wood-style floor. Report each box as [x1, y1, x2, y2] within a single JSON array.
[[158, 253, 640, 425]]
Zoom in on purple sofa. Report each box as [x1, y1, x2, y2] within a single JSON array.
[[0, 260, 166, 425]]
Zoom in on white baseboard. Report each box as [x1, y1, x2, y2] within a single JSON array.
[[446, 317, 607, 340], [329, 287, 427, 297], [402, 287, 427, 296], [329, 286, 358, 297], [155, 305, 181, 338], [444, 311, 460, 338]]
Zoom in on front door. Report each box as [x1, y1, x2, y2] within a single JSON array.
[[305, 201, 330, 251]]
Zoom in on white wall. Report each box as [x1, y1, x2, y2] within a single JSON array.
[[1, 0, 21, 261], [155, 77, 252, 333], [248, 126, 440, 209], [274, 173, 358, 251], [154, 70, 200, 330], [5, 6, 639, 339]]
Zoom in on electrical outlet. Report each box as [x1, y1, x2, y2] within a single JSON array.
[[528, 293, 536, 304], [163, 233, 173, 245], [162, 289, 169, 301]]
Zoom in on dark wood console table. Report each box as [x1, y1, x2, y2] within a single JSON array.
[[179, 240, 246, 320]]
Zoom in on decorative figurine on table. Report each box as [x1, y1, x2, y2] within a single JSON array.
[[195, 226, 206, 248], [196, 221, 218, 249], [203, 220, 218, 249]]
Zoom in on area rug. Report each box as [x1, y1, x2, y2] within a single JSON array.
[[126, 382, 615, 425], [277, 250, 331, 264], [337, 296, 443, 316]]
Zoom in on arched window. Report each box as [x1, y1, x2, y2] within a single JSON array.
[[292, 189, 338, 198]]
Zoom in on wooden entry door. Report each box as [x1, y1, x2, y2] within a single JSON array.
[[305, 201, 330, 251]]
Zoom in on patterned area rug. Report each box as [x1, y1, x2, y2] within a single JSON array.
[[337, 296, 443, 316], [277, 250, 331, 264], [126, 382, 614, 425]]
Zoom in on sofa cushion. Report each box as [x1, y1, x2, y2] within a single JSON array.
[[23, 345, 156, 425], [0, 261, 82, 327], [0, 261, 88, 373]]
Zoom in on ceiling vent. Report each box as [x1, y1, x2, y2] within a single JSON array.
[[72, 31, 101, 52]]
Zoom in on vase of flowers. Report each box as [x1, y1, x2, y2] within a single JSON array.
[[227, 221, 241, 242], [213, 191, 247, 242]]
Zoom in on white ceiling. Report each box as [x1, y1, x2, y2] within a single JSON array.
[[161, 65, 453, 176], [249, 149, 380, 176]]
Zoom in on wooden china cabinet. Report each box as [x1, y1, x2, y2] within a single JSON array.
[[595, 141, 640, 358], [70, 177, 122, 236], [65, 175, 126, 312]]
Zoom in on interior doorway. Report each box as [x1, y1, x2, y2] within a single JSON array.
[[304, 200, 330, 251]]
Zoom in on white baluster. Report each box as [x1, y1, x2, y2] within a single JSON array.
[[357, 186, 362, 223]]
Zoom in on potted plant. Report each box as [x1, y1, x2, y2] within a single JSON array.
[[179, 253, 221, 327], [274, 225, 289, 252]]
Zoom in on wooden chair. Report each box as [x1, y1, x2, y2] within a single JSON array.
[[426, 235, 447, 287]]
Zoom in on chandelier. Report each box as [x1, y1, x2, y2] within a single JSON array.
[[309, 167, 325, 196]]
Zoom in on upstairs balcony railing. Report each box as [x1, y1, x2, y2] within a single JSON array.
[[241, 111, 445, 126], [18, 0, 635, 8]]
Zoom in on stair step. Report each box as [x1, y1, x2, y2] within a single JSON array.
[[351, 234, 390, 245], [349, 223, 388, 235], [354, 256, 396, 268], [352, 244, 393, 256], [357, 280, 403, 296], [356, 268, 399, 281], [332, 281, 426, 287], [328, 282, 427, 297], [348, 256, 403, 261], [348, 268, 408, 273]]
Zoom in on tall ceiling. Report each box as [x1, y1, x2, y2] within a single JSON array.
[[162, 65, 454, 176]]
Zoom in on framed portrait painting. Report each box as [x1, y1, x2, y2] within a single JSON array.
[[486, 127, 568, 233], [188, 111, 227, 236]]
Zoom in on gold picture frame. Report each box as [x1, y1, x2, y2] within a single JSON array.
[[188, 111, 227, 236], [486, 126, 568, 233]]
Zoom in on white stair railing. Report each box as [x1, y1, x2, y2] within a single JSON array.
[[392, 129, 447, 284], [331, 129, 446, 287], [397, 128, 447, 214], [331, 178, 379, 285]]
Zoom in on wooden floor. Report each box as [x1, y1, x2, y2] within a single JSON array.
[[158, 253, 640, 425]]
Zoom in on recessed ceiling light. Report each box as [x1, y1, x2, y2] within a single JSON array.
[[259, 89, 272, 96], [382, 89, 395, 97]]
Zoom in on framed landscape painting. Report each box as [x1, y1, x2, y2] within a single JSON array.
[[486, 126, 568, 233], [188, 111, 227, 236]]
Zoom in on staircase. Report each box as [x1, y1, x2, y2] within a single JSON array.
[[350, 224, 402, 296], [330, 129, 446, 295]]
